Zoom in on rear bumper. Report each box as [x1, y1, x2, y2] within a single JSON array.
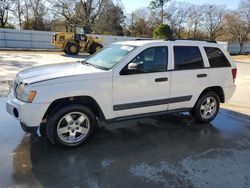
[[224, 84, 236, 102], [6, 92, 50, 128]]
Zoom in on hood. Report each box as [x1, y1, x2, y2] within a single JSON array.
[[16, 61, 106, 84]]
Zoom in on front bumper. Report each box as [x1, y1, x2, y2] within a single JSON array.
[[6, 92, 50, 128]]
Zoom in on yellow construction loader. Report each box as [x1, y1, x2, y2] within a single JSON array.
[[52, 26, 103, 55]]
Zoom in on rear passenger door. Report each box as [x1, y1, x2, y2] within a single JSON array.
[[169, 45, 210, 110]]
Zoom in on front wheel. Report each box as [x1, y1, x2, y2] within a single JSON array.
[[46, 104, 97, 147], [192, 91, 220, 123], [65, 42, 80, 55]]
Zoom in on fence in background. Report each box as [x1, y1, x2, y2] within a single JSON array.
[[228, 42, 250, 54], [0, 28, 141, 49], [0, 28, 250, 54], [0, 28, 55, 49]]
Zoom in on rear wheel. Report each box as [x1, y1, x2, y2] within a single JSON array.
[[65, 42, 80, 55], [192, 91, 220, 123], [46, 104, 96, 147]]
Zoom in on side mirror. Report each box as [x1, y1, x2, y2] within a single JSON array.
[[127, 62, 144, 73]]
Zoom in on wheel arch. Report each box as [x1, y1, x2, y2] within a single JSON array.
[[198, 86, 225, 103], [42, 96, 106, 123]]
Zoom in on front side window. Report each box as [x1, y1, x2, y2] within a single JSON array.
[[85, 44, 135, 70], [123, 47, 168, 74], [174, 46, 204, 70], [204, 47, 231, 68]]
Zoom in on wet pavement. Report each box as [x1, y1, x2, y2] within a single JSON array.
[[0, 51, 87, 81], [0, 96, 250, 188], [0, 52, 250, 188]]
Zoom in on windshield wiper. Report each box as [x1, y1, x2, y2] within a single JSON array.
[[80, 60, 108, 71], [80, 60, 93, 66], [80, 60, 99, 68]]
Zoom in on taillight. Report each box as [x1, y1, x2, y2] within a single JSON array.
[[232, 68, 237, 82]]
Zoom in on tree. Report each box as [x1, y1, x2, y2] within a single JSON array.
[[49, 0, 76, 29], [153, 24, 172, 39], [93, 0, 125, 35], [164, 1, 192, 38], [50, 0, 105, 33], [0, 0, 13, 28], [124, 7, 160, 37], [21, 0, 48, 30], [147, 8, 162, 28], [203, 5, 225, 40], [12, 0, 23, 29], [239, 0, 250, 24], [130, 8, 153, 37], [75, 0, 105, 33], [186, 5, 203, 39], [224, 12, 249, 54], [223, 0, 250, 54], [149, 0, 170, 24]]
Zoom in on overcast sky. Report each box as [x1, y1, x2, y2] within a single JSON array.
[[122, 0, 241, 13]]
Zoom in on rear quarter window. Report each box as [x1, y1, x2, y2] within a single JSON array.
[[204, 47, 231, 68]]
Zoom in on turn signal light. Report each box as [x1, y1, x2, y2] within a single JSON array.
[[28, 91, 37, 103]]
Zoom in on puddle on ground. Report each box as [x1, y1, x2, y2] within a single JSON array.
[[0, 80, 13, 97]]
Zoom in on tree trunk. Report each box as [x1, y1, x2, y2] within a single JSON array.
[[239, 42, 244, 55], [193, 23, 197, 39], [0, 19, 6, 28], [161, 5, 164, 24]]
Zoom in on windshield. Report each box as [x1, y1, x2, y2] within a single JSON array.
[[85, 44, 135, 70]]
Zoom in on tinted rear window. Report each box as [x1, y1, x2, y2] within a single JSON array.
[[174, 46, 204, 70], [204, 47, 231, 68]]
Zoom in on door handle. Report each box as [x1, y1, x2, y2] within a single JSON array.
[[197, 74, 207, 78], [155, 77, 168, 82]]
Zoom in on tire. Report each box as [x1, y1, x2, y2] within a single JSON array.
[[192, 91, 220, 123], [89, 43, 103, 55], [65, 42, 80, 55], [46, 104, 97, 147], [39, 123, 47, 138], [63, 49, 67, 54]]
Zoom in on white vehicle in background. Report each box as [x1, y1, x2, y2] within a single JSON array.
[[6, 39, 237, 147]]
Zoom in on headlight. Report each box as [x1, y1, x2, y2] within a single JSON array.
[[16, 84, 36, 103]]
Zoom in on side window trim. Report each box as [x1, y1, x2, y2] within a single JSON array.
[[199, 46, 211, 68], [120, 46, 169, 75]]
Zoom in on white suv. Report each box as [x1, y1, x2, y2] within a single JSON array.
[[6, 40, 237, 147]]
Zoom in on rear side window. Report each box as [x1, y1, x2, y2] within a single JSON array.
[[174, 46, 204, 70], [204, 47, 231, 68]]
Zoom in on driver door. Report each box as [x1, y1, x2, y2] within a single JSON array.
[[112, 46, 171, 118]]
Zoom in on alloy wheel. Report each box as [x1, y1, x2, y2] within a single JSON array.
[[200, 96, 218, 120], [56, 112, 90, 144]]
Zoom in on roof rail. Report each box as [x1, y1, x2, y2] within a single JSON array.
[[166, 38, 217, 43], [135, 38, 155, 40]]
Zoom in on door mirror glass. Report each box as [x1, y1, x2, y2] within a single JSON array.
[[127, 62, 144, 73]]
